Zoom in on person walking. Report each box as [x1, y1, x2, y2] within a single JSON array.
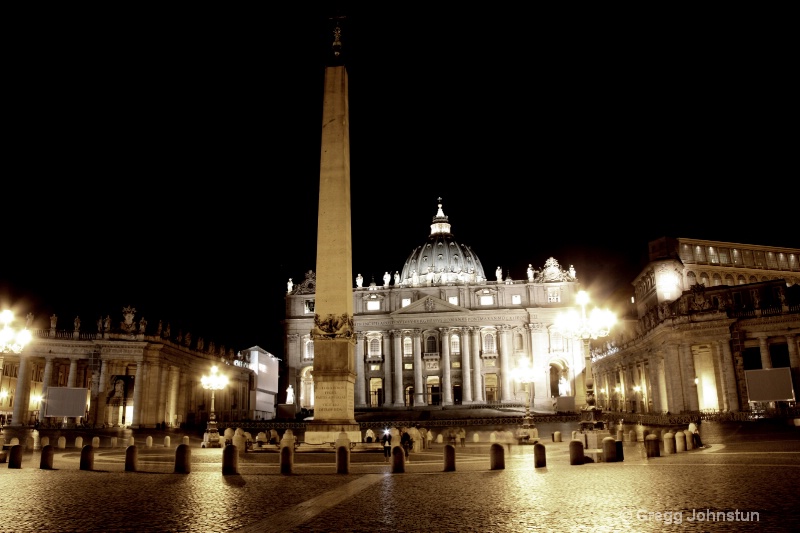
[[400, 428, 413, 461], [381, 430, 392, 461]]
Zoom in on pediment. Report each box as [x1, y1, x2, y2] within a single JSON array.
[[390, 296, 468, 316]]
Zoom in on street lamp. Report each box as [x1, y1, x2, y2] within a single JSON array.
[[554, 290, 615, 430], [201, 365, 228, 448], [512, 358, 536, 428]]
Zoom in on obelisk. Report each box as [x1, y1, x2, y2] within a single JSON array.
[[304, 17, 361, 444]]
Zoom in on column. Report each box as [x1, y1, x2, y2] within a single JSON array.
[[39, 358, 54, 423], [11, 354, 31, 426], [461, 328, 473, 404], [382, 333, 392, 405], [499, 325, 513, 402], [392, 330, 404, 406], [471, 328, 483, 402], [413, 329, 425, 406], [168, 366, 180, 427], [647, 357, 662, 413], [98, 360, 109, 427], [759, 336, 772, 369], [719, 340, 740, 412], [157, 363, 169, 425], [440, 328, 452, 405], [177, 370, 188, 427], [67, 358, 78, 387], [787, 333, 799, 369], [666, 345, 685, 413], [132, 361, 145, 428], [355, 332, 366, 407]]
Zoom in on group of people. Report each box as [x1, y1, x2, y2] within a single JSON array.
[[373, 425, 433, 462]]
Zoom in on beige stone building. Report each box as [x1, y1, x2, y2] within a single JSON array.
[[592, 237, 800, 414]]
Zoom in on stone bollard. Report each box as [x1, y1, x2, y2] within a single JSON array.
[[443, 444, 456, 472], [40, 444, 54, 470], [391, 445, 405, 473], [335, 431, 350, 475], [125, 445, 138, 472], [33, 430, 40, 451], [146, 436, 153, 448], [110, 437, 117, 448], [41, 436, 50, 448], [92, 437, 100, 448], [8, 445, 24, 469], [75, 436, 84, 450], [553, 431, 562, 443], [174, 443, 191, 474], [628, 430, 636, 443], [534, 442, 546, 468], [571, 430, 579, 441], [675, 430, 686, 452], [616, 440, 624, 462], [684, 430, 694, 450], [490, 443, 505, 470], [280, 430, 295, 475], [80, 445, 94, 471], [645, 434, 660, 457], [182, 436, 190, 446], [58, 436, 66, 449], [602, 437, 617, 463], [569, 440, 585, 465], [223, 444, 239, 475], [232, 433, 246, 452], [663, 432, 675, 455], [164, 436, 171, 448]]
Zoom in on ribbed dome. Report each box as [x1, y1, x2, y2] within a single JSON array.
[[398, 199, 487, 286]]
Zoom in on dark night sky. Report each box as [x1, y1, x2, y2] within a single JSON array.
[[2, 7, 797, 357]]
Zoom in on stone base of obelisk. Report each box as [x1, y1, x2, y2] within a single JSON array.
[[302, 422, 362, 447]]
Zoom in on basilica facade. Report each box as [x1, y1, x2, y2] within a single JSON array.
[[284, 201, 599, 414]]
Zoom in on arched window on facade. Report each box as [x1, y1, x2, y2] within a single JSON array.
[[368, 338, 381, 356], [403, 336, 413, 357], [305, 340, 314, 360], [484, 333, 496, 354], [514, 331, 524, 352], [425, 335, 437, 354], [450, 334, 460, 355]]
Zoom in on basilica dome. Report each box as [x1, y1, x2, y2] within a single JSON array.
[[398, 200, 487, 286]]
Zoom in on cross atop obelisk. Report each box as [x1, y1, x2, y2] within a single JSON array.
[[304, 14, 360, 443]]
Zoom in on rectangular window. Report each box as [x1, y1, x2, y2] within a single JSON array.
[[402, 298, 411, 307], [788, 254, 798, 271], [304, 300, 315, 314], [448, 296, 458, 305], [732, 248, 743, 265], [679, 244, 694, 263], [707, 246, 719, 264], [743, 250, 755, 267], [694, 245, 707, 263], [480, 295, 494, 305], [766, 252, 779, 269], [547, 288, 560, 303], [366, 300, 381, 311], [404, 363, 413, 370], [512, 294, 522, 304], [369, 364, 381, 371], [777, 253, 789, 269], [452, 361, 460, 368], [754, 250, 766, 268], [718, 247, 731, 265]]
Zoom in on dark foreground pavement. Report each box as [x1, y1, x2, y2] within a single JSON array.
[[2, 419, 800, 532]]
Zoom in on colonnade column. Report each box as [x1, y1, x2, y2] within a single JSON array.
[[646, 359, 662, 413], [665, 345, 684, 413], [758, 336, 772, 369], [39, 358, 54, 423], [97, 360, 109, 427], [412, 330, 425, 406], [718, 340, 740, 412], [392, 330, 404, 406], [440, 328, 452, 405], [471, 328, 483, 402], [381, 333, 392, 406], [157, 363, 169, 426], [461, 328, 473, 404], [499, 325, 513, 402], [168, 366, 180, 427], [680, 343, 699, 411], [11, 354, 31, 426], [132, 362, 145, 428], [355, 332, 366, 407], [67, 358, 78, 387]]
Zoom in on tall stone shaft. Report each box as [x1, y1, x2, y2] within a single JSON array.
[[305, 40, 360, 442]]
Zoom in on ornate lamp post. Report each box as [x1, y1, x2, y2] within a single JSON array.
[[201, 365, 228, 448], [512, 358, 537, 429], [555, 291, 615, 430]]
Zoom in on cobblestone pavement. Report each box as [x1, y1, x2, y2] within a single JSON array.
[[2, 420, 799, 532]]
